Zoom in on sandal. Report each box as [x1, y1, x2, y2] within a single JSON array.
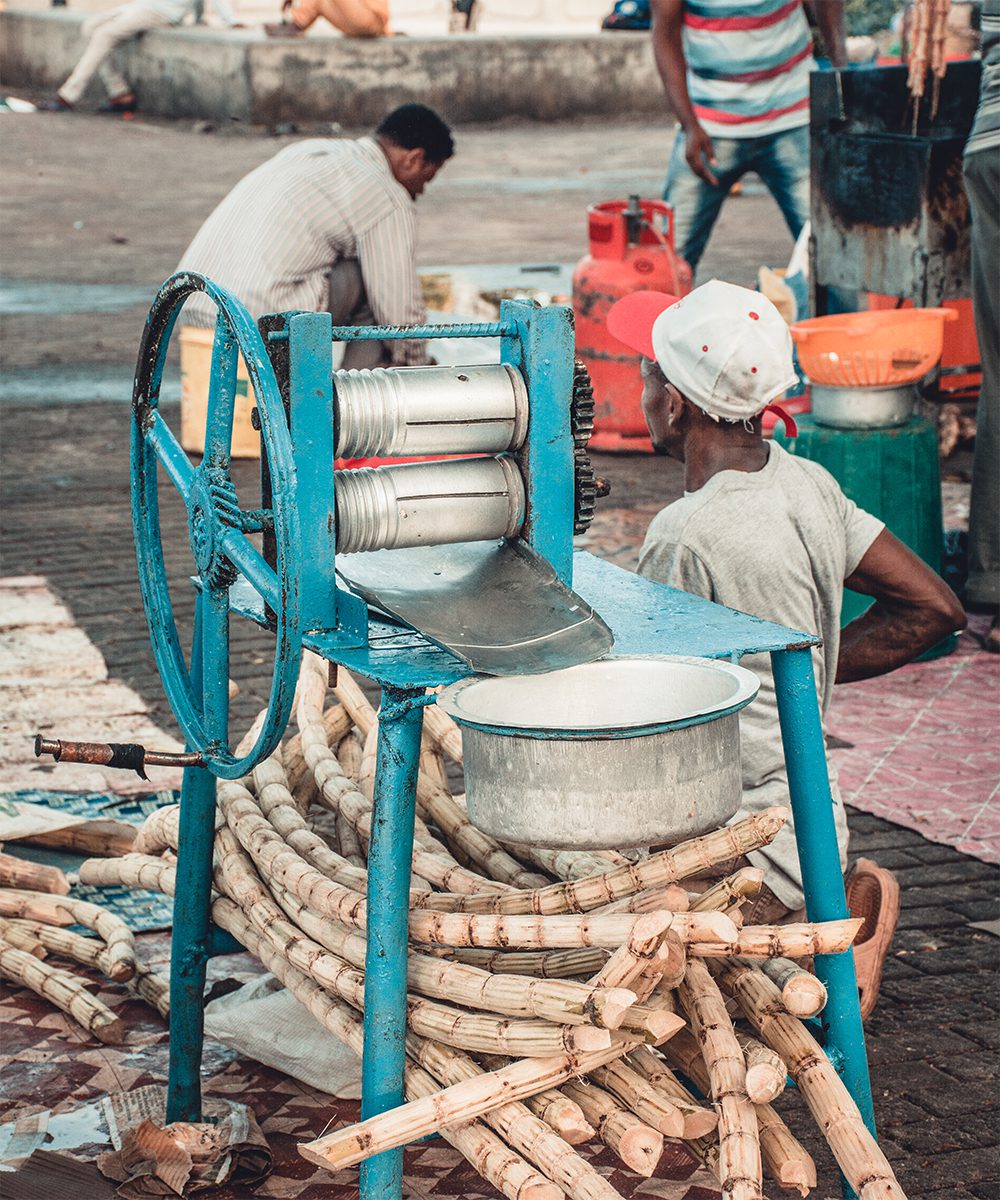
[[845, 858, 900, 1021], [97, 92, 137, 113], [38, 96, 73, 112]]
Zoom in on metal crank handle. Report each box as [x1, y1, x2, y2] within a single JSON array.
[[34, 736, 204, 779]]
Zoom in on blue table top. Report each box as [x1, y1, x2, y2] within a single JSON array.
[[296, 550, 817, 690]]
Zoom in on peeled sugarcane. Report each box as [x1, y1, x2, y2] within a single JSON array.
[[623, 1044, 718, 1139], [687, 918, 862, 959], [734, 1029, 787, 1105], [335, 734, 367, 867], [657, 1029, 815, 1195], [0, 917, 46, 958], [589, 912, 676, 991], [0, 889, 135, 981], [17, 818, 137, 858], [0, 850, 70, 894], [598, 883, 690, 914], [586, 1057, 689, 1138], [759, 956, 827, 1018], [439, 808, 788, 916], [412, 1037, 627, 1200], [559, 1079, 663, 1177], [269, 878, 638, 1031], [298, 1001, 684, 1173], [219, 897, 561, 1200], [678, 959, 762, 1200], [0, 916, 121, 982], [716, 960, 907, 1199], [0, 937, 123, 1043], [521, 1090, 595, 1146], [215, 832, 613, 1058], [688, 867, 765, 913], [447, 947, 609, 978], [130, 961, 171, 1019]]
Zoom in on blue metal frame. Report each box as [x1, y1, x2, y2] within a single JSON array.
[[135, 279, 876, 1199]]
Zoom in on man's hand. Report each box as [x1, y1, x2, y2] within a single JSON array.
[[683, 122, 719, 187], [836, 529, 966, 683]]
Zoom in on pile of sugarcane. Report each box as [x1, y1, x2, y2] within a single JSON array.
[[0, 883, 170, 1041], [72, 653, 906, 1200]]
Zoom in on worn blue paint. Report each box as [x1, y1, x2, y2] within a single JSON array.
[[130, 273, 303, 779], [166, 586, 222, 1124], [359, 686, 424, 1200], [773, 647, 874, 1200]]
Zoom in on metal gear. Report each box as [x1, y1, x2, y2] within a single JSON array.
[[571, 358, 596, 450]]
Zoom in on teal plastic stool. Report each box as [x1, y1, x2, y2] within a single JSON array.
[[776, 412, 956, 657]]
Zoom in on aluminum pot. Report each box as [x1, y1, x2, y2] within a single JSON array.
[[437, 656, 759, 849], [810, 383, 917, 430]]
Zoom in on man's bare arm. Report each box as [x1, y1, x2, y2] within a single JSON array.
[[650, 0, 719, 185], [836, 529, 966, 683], [805, 0, 848, 67]]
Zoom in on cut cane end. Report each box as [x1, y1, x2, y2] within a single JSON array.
[[745, 1063, 785, 1105], [591, 986, 637, 1029], [619, 1127, 664, 1177], [682, 1108, 719, 1139]]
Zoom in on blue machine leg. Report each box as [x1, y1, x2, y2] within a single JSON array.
[[772, 647, 876, 1197], [360, 686, 424, 1200], [166, 587, 229, 1124]]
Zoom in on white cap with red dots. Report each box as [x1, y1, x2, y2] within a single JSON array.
[[607, 279, 800, 426]]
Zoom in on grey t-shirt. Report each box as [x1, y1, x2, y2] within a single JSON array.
[[637, 441, 884, 909]]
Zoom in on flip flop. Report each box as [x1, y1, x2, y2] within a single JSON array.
[[845, 858, 900, 1021]]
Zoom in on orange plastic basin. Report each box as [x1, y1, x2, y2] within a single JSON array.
[[791, 308, 958, 387]]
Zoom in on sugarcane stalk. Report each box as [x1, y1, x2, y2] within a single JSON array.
[[0, 916, 121, 981], [760, 957, 827, 1018], [734, 1029, 787, 1104], [269, 880, 636, 1031], [521, 1090, 596, 1146], [715, 960, 907, 1199], [298, 1009, 682, 1172], [442, 808, 788, 916], [588, 912, 674, 991], [559, 1079, 663, 1177], [687, 919, 862, 959], [0, 937, 123, 1043], [0, 850, 70, 894], [688, 867, 765, 913], [597, 884, 690, 914], [18, 819, 137, 858], [586, 1058, 687, 1138], [678, 959, 762, 1200], [624, 1044, 718, 1139], [329, 664, 379, 738], [0, 889, 135, 981], [415, 774, 550, 890], [217, 833, 612, 1058], [412, 1037, 627, 1200], [753, 1101, 817, 1195], [447, 947, 609, 978], [131, 961, 171, 1019], [219, 897, 561, 1200]]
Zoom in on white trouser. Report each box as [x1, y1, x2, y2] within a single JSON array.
[[59, 3, 171, 106]]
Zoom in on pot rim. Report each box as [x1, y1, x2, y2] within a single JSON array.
[[437, 654, 760, 739]]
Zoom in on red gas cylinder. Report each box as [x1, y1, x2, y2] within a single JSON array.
[[573, 197, 693, 452]]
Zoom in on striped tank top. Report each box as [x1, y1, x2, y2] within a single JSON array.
[[682, 0, 816, 139]]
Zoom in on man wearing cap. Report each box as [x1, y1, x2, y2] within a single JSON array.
[[607, 281, 966, 1015]]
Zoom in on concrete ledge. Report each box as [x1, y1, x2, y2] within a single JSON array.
[[0, 9, 666, 125]]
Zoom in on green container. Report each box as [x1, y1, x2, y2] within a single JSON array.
[[775, 413, 955, 656]]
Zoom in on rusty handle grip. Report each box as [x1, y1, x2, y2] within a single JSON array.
[[33, 736, 203, 778]]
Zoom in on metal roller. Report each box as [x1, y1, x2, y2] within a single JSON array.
[[333, 364, 529, 459], [334, 455, 525, 555]]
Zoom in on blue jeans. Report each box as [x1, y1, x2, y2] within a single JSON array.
[[664, 124, 810, 272]]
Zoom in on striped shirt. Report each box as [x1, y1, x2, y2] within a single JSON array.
[[966, 0, 1000, 157], [178, 137, 426, 364], [681, 0, 816, 139]]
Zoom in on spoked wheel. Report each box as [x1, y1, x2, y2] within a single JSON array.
[[131, 271, 302, 779]]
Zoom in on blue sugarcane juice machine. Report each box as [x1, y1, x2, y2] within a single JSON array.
[[37, 272, 878, 1199]]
